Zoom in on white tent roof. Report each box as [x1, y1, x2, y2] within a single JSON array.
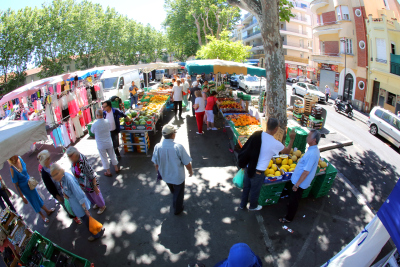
[[109, 63, 181, 74], [0, 120, 47, 169]]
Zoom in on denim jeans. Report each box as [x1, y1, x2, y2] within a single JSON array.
[[240, 168, 265, 209], [130, 95, 138, 108]]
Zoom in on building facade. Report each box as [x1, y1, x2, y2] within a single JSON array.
[[366, 12, 400, 114], [238, 0, 316, 80], [310, 0, 400, 111]]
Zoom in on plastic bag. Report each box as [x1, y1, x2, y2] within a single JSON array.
[[89, 216, 103, 235], [233, 169, 245, 189], [64, 198, 75, 217]]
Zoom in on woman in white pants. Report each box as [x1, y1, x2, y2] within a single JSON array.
[[90, 109, 120, 177]]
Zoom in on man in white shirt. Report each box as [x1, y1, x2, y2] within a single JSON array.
[[239, 118, 296, 211], [172, 80, 184, 118], [181, 78, 190, 111], [91, 109, 119, 176]]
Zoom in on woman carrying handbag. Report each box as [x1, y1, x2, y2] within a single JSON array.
[[8, 156, 55, 223]]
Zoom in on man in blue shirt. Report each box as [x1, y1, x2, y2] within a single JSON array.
[[280, 129, 321, 223], [152, 125, 193, 215]]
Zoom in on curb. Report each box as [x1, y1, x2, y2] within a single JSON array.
[[353, 114, 368, 125], [319, 140, 353, 152]]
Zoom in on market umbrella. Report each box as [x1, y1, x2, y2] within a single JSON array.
[[109, 62, 180, 74], [185, 59, 266, 77], [0, 120, 47, 169], [0, 77, 53, 106]]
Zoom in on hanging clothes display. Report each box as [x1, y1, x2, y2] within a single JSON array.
[[72, 116, 84, 138], [57, 83, 61, 94], [60, 124, 71, 147], [68, 93, 79, 118], [89, 86, 97, 101], [67, 118, 77, 143], [45, 104, 55, 126]]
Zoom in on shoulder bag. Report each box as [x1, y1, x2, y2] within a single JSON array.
[[10, 163, 39, 190]]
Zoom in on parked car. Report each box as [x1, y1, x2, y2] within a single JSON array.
[[229, 75, 239, 88], [287, 75, 311, 83], [100, 69, 140, 102], [292, 82, 326, 102], [367, 107, 400, 151], [237, 75, 265, 93], [155, 69, 165, 81]]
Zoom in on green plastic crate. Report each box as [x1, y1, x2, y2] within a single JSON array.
[[311, 174, 336, 198], [302, 176, 317, 198], [87, 122, 95, 137], [309, 115, 324, 123], [285, 126, 308, 153], [44, 244, 91, 267], [124, 100, 131, 109], [258, 182, 287, 206], [21, 231, 53, 264], [111, 101, 120, 109]]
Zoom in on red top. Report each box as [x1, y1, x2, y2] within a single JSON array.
[[205, 96, 217, 110]]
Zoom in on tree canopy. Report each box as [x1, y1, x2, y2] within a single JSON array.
[[196, 30, 251, 62], [0, 0, 167, 93]]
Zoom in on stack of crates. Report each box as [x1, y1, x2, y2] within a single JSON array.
[[122, 133, 134, 153], [285, 126, 308, 153], [307, 115, 324, 130], [311, 163, 338, 198], [133, 132, 150, 154], [301, 114, 309, 127], [304, 95, 318, 115], [258, 182, 287, 206], [293, 100, 304, 115]]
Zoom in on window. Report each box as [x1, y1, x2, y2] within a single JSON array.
[[300, 53, 304, 58], [281, 23, 284, 29], [103, 59, 106, 64], [376, 38, 387, 62], [355, 9, 362, 17], [320, 41, 325, 54], [359, 41, 365, 49], [382, 112, 392, 123], [383, 0, 389, 10], [392, 117, 400, 130], [387, 92, 396, 106], [319, 14, 323, 25], [358, 80, 365, 90], [336, 6, 350, 21], [391, 42, 395, 54], [66, 65, 70, 72], [341, 38, 353, 54], [375, 109, 383, 118]]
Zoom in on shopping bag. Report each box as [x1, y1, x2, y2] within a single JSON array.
[[233, 169, 245, 189], [89, 216, 103, 235], [64, 198, 75, 217]]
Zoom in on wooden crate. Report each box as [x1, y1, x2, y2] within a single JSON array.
[[294, 106, 304, 114], [304, 94, 319, 102], [304, 102, 316, 115]]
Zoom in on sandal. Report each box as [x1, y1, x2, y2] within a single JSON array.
[[115, 168, 120, 174], [104, 172, 112, 177], [279, 217, 291, 223], [43, 218, 49, 223]]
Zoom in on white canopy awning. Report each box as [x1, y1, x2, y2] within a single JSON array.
[[109, 63, 181, 74], [0, 120, 47, 169]]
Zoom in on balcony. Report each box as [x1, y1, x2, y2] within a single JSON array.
[[283, 42, 309, 52], [310, 0, 328, 13], [242, 13, 253, 23], [280, 27, 310, 38], [242, 30, 261, 41], [290, 1, 309, 13], [284, 55, 309, 64], [311, 52, 343, 65], [242, 20, 259, 32], [290, 16, 311, 25], [313, 22, 342, 36]]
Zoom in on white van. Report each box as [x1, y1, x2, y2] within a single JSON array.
[[155, 69, 165, 81], [367, 106, 400, 151], [100, 70, 140, 102]]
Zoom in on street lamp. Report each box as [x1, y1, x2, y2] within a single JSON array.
[[340, 38, 347, 101]]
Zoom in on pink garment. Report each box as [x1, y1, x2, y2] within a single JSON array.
[[68, 118, 77, 143], [94, 85, 100, 92], [49, 86, 54, 94], [57, 83, 61, 94], [54, 106, 62, 123], [83, 109, 91, 124], [68, 94, 79, 118], [79, 115, 85, 127]]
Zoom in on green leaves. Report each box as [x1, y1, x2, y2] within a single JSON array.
[[195, 30, 251, 62]]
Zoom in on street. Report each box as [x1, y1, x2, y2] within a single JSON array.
[[0, 90, 398, 266]]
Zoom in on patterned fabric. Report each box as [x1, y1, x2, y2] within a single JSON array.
[[71, 154, 99, 192]]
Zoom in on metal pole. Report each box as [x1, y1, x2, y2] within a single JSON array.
[[345, 44, 347, 101]]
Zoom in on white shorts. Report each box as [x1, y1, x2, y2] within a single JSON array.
[[206, 110, 214, 123]]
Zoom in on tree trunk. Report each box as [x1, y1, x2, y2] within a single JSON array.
[[205, 9, 214, 36], [192, 14, 203, 46], [227, 0, 287, 134], [213, 10, 222, 39], [201, 14, 208, 44]]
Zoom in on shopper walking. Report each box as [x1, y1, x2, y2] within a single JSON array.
[[325, 85, 330, 103], [37, 150, 82, 224], [8, 156, 55, 223], [91, 109, 120, 177], [102, 100, 129, 159], [50, 164, 104, 241], [181, 78, 190, 111], [205, 91, 218, 130], [129, 81, 139, 108], [0, 175, 16, 212], [172, 80, 183, 118], [66, 147, 107, 215], [189, 82, 201, 117], [279, 130, 320, 223], [194, 90, 206, 135], [214, 243, 262, 267], [238, 118, 296, 211], [152, 125, 193, 215]]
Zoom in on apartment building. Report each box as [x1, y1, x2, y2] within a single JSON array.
[[310, 0, 400, 111], [239, 0, 316, 80], [366, 12, 400, 114]]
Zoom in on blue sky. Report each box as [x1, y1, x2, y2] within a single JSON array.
[[0, 0, 167, 31]]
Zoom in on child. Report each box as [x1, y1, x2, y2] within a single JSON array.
[[193, 90, 205, 134]]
